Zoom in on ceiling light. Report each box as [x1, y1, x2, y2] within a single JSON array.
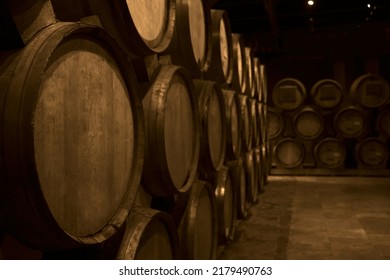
[[308, 1, 314, 6], [367, 4, 371, 8]]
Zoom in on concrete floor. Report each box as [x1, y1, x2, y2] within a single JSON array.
[[220, 176, 390, 260]]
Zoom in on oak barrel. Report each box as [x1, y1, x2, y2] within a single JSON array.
[[51, 0, 176, 57], [227, 159, 249, 220], [253, 57, 262, 102], [243, 150, 258, 204], [178, 180, 218, 260], [350, 74, 390, 108], [249, 98, 260, 147], [237, 94, 252, 152], [272, 78, 306, 111], [267, 109, 284, 140], [334, 106, 366, 138], [355, 138, 389, 168], [222, 90, 242, 161], [116, 207, 180, 260], [376, 109, 390, 138], [214, 166, 236, 245], [0, 22, 144, 250], [164, 0, 212, 77], [142, 65, 200, 197], [293, 106, 324, 139], [194, 80, 227, 173], [274, 138, 304, 168], [314, 138, 346, 169], [310, 79, 343, 109], [204, 9, 233, 84], [244, 47, 254, 97], [260, 64, 268, 104], [254, 147, 265, 193], [231, 33, 247, 93]]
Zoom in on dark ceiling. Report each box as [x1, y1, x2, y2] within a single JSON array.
[[212, 0, 390, 33]]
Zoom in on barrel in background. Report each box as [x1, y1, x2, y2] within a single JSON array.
[[231, 33, 247, 93], [142, 65, 200, 197], [293, 106, 324, 140], [350, 73, 390, 108], [314, 138, 346, 169], [0, 22, 144, 250], [355, 138, 389, 169], [273, 138, 305, 169], [334, 106, 367, 138], [272, 78, 306, 111], [310, 79, 343, 110]]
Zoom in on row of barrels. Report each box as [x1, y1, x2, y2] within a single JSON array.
[[269, 75, 390, 171], [272, 137, 389, 169], [1, 0, 270, 259]]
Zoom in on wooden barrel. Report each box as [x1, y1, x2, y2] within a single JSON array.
[[244, 47, 254, 97], [314, 138, 346, 169], [274, 138, 304, 168], [231, 33, 247, 93], [0, 22, 144, 250], [204, 9, 233, 85], [142, 65, 200, 197], [249, 99, 260, 147], [227, 159, 249, 219], [260, 64, 268, 104], [3, 0, 56, 45], [334, 106, 366, 138], [256, 101, 265, 146], [293, 106, 324, 139], [243, 150, 258, 204], [350, 74, 390, 108], [164, 0, 212, 77], [194, 80, 227, 174], [376, 109, 390, 138], [115, 207, 180, 260], [214, 166, 236, 245], [51, 0, 176, 57], [272, 78, 306, 111], [267, 108, 284, 140], [355, 138, 389, 168], [237, 94, 252, 152], [178, 180, 218, 260], [222, 90, 242, 161], [253, 57, 262, 102], [310, 79, 343, 109], [254, 147, 265, 193]]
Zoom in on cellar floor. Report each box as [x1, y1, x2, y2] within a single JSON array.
[[220, 175, 390, 260]]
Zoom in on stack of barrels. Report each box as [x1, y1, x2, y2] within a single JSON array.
[[0, 0, 270, 260], [269, 73, 390, 173]]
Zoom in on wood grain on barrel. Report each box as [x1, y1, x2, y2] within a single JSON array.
[[142, 66, 199, 196], [188, 0, 206, 66], [116, 207, 179, 260], [219, 17, 229, 78], [0, 23, 143, 249], [127, 0, 166, 42], [34, 38, 134, 237]]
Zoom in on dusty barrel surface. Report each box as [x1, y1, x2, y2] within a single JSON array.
[[314, 138, 346, 169], [178, 180, 218, 260], [294, 106, 324, 139], [227, 159, 248, 220], [274, 138, 304, 168], [142, 65, 200, 197], [51, 0, 176, 57], [310, 79, 343, 109], [194, 80, 227, 173], [0, 22, 144, 250], [214, 166, 236, 245], [350, 74, 390, 108], [115, 207, 180, 260], [231, 33, 246, 93], [204, 9, 233, 84], [272, 78, 306, 111], [334, 106, 366, 138], [222, 90, 242, 161], [355, 138, 389, 168]]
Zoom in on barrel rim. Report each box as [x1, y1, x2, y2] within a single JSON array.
[[314, 137, 346, 169], [231, 33, 247, 93], [310, 79, 343, 109], [333, 105, 366, 138], [274, 138, 305, 168], [350, 73, 390, 108], [272, 77, 307, 111], [293, 106, 324, 140], [355, 137, 389, 168], [267, 108, 284, 140]]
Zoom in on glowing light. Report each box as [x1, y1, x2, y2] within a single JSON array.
[[308, 0, 315, 6], [367, 4, 371, 8]]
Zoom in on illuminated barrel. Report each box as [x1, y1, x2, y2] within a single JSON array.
[[0, 22, 144, 250], [231, 34, 247, 93], [272, 78, 306, 111]]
